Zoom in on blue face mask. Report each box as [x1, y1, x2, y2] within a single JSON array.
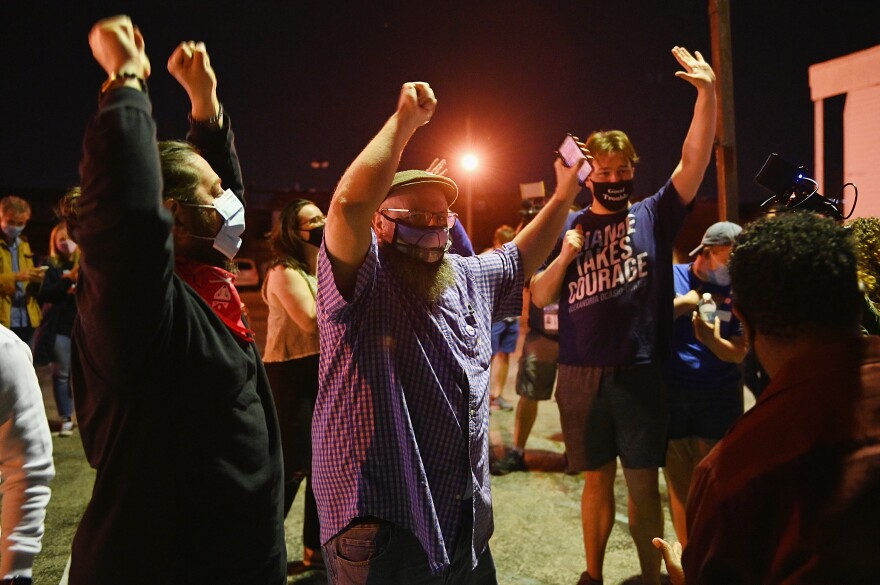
[[386, 219, 451, 263], [2, 225, 24, 241]]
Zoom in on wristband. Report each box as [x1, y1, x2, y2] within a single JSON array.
[[100, 72, 148, 96], [188, 103, 224, 130]]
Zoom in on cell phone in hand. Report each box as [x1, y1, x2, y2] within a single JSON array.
[[557, 134, 592, 186]]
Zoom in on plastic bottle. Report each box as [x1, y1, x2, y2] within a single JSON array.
[[698, 292, 717, 323]]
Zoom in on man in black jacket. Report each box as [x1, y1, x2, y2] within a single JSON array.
[[69, 16, 286, 584]]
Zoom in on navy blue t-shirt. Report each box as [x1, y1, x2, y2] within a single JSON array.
[[664, 263, 743, 388], [551, 180, 689, 366]]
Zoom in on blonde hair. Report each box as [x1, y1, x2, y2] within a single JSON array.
[[493, 225, 515, 246], [49, 221, 80, 266], [585, 130, 640, 166]]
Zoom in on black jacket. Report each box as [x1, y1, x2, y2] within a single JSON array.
[[70, 88, 286, 584]]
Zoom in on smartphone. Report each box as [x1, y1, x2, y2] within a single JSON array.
[[557, 134, 592, 185]]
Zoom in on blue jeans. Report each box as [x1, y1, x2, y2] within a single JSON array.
[[323, 507, 496, 585], [52, 334, 74, 419]]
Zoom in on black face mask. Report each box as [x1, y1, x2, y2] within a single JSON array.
[[304, 224, 324, 247], [592, 179, 634, 212]]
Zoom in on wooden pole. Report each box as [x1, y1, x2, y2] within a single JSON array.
[[709, 0, 739, 222]]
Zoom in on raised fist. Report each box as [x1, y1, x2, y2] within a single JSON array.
[[396, 82, 436, 129], [167, 41, 219, 119], [89, 15, 150, 79], [560, 224, 585, 265]]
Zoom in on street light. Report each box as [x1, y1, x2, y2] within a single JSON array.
[[461, 153, 479, 236]]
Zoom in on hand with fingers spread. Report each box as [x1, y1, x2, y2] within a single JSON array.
[[672, 46, 715, 92], [426, 157, 448, 177], [167, 41, 220, 121], [89, 15, 150, 80], [653, 537, 686, 585], [396, 82, 436, 131]]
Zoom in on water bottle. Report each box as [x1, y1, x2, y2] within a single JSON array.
[[698, 292, 716, 323]]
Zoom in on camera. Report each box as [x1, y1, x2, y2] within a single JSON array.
[[519, 198, 545, 220], [753, 153, 850, 220]]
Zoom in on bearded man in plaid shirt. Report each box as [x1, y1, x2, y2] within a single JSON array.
[[313, 82, 585, 584]]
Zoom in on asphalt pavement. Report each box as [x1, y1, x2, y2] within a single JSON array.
[[34, 289, 686, 584]]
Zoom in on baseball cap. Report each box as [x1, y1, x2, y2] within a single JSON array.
[[688, 221, 742, 256], [387, 170, 459, 206]]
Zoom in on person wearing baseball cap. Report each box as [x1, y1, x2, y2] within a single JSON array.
[[688, 220, 742, 257], [663, 220, 747, 547], [313, 81, 586, 583]]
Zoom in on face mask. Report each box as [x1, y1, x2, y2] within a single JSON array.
[[387, 220, 451, 264], [58, 240, 78, 256], [592, 179, 634, 212], [304, 224, 324, 247], [2, 225, 24, 241], [177, 189, 246, 260], [705, 264, 731, 286]]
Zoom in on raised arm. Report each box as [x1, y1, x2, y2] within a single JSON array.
[[669, 46, 717, 205], [324, 82, 436, 295], [168, 42, 244, 200], [513, 158, 582, 278]]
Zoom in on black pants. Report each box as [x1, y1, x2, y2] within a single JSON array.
[[265, 355, 321, 550]]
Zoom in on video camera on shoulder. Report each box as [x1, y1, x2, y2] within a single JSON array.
[[754, 153, 857, 221]]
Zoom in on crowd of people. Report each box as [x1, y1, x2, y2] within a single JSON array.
[[0, 14, 878, 585]]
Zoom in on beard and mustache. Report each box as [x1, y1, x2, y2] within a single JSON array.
[[379, 241, 457, 304]]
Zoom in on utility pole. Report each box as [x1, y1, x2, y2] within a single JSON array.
[[709, 0, 739, 222]]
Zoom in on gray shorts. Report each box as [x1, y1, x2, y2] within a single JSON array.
[[515, 330, 559, 401], [556, 363, 668, 471]]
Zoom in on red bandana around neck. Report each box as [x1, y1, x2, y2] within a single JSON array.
[[175, 257, 254, 343]]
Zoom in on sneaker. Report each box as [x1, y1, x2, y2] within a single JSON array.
[[490, 450, 526, 475], [59, 419, 75, 437], [490, 396, 514, 411]]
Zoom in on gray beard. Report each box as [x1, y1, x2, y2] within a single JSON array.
[[379, 242, 456, 304]]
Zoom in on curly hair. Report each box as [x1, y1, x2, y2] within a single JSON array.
[[846, 217, 880, 305], [728, 211, 860, 338]]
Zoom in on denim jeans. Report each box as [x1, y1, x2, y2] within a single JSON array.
[[52, 334, 74, 418], [323, 507, 496, 585]]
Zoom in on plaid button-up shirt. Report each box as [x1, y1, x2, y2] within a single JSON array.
[[314, 234, 523, 574]]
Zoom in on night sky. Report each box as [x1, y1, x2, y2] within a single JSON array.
[[2, 1, 877, 210]]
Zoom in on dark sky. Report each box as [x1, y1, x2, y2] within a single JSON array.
[[2, 1, 878, 206]]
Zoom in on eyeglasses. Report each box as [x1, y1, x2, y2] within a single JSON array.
[[379, 208, 458, 229], [299, 215, 326, 229]]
